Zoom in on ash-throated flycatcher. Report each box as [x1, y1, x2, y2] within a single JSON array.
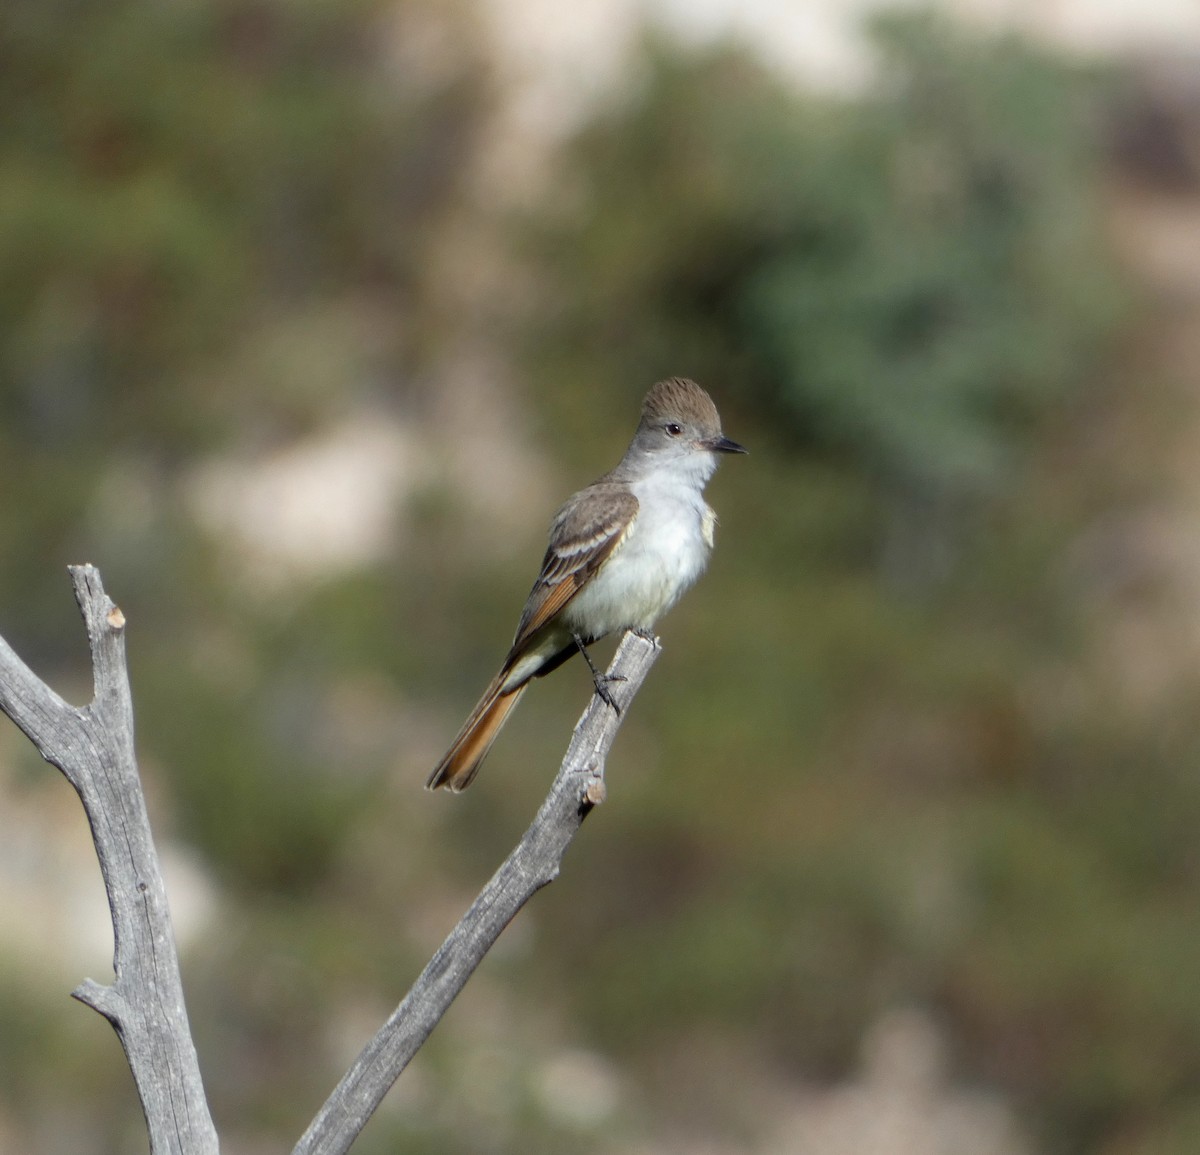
[[427, 377, 746, 791]]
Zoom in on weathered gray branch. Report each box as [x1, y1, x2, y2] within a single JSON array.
[[0, 566, 218, 1155], [1, 569, 659, 1155], [293, 629, 660, 1155]]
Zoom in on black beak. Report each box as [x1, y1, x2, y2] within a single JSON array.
[[703, 435, 748, 455]]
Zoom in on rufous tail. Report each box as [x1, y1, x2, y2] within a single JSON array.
[[426, 673, 528, 791]]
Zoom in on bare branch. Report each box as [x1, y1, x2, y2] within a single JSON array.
[[0, 615, 83, 771], [294, 630, 661, 1155], [2, 569, 660, 1155], [0, 566, 217, 1155]]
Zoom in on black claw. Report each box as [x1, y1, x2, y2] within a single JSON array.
[[595, 678, 622, 713]]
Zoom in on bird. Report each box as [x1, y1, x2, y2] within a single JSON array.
[[427, 377, 746, 791]]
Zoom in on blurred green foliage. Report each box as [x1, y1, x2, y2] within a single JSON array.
[[0, 0, 483, 629], [4, 4, 1200, 1155]]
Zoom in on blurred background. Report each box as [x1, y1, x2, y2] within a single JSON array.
[[4, 1, 1200, 1152]]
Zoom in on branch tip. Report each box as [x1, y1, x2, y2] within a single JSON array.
[[67, 562, 102, 592], [72, 978, 124, 1024]]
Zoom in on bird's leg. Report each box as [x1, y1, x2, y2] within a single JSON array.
[[573, 634, 625, 712]]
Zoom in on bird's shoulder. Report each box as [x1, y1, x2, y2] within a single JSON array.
[[545, 479, 639, 568]]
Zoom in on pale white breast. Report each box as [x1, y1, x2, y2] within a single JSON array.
[[562, 467, 715, 636]]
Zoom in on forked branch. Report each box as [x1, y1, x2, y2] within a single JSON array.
[[0, 565, 217, 1155]]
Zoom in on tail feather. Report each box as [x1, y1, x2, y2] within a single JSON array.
[[426, 674, 528, 791]]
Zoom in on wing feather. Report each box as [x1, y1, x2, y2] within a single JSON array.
[[508, 484, 639, 656]]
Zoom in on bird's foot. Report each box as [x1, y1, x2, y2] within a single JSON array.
[[574, 634, 625, 713], [593, 672, 626, 713]]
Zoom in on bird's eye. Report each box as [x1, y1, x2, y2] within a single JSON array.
[[665, 423, 683, 437]]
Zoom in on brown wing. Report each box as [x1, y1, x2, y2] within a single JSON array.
[[507, 483, 639, 658]]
